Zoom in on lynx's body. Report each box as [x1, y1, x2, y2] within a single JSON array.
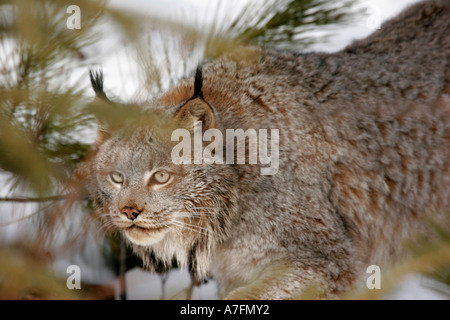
[[87, 0, 450, 299]]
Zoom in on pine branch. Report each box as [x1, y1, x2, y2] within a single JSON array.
[[0, 194, 70, 203]]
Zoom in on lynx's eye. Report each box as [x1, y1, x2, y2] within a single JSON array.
[[152, 170, 171, 184], [110, 171, 124, 184]]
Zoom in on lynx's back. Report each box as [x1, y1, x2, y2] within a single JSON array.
[[88, 0, 450, 299]]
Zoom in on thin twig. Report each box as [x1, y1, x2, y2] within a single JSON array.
[[0, 195, 71, 203]]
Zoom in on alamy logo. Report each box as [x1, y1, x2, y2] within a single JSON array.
[[66, 5, 81, 30], [366, 265, 381, 290], [66, 265, 81, 290], [171, 121, 279, 175]]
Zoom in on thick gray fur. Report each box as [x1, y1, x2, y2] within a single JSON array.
[[86, 0, 449, 299]]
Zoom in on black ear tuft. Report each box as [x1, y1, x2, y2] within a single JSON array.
[[191, 64, 204, 100], [89, 68, 110, 102]]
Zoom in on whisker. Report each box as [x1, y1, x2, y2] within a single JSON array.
[[95, 220, 117, 236], [176, 221, 214, 236], [177, 213, 212, 218], [169, 220, 211, 236], [183, 222, 213, 233], [163, 223, 187, 240]]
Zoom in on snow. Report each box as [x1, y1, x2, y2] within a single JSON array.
[[121, 267, 218, 300]]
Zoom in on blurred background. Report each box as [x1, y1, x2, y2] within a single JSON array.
[[0, 0, 448, 300]]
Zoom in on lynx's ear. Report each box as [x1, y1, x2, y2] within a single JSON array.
[[174, 65, 215, 131], [89, 68, 113, 145], [174, 98, 216, 131], [89, 68, 110, 104]]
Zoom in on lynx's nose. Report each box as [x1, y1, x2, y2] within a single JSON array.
[[121, 206, 142, 221]]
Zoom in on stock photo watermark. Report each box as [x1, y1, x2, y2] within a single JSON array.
[[366, 265, 381, 290], [66, 4, 383, 31], [66, 5, 81, 30], [66, 265, 81, 290], [65, 264, 381, 292]]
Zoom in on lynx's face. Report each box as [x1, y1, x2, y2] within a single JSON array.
[[87, 67, 239, 279], [91, 127, 177, 246], [90, 123, 237, 249]]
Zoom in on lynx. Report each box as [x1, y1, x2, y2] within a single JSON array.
[[86, 0, 449, 299]]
